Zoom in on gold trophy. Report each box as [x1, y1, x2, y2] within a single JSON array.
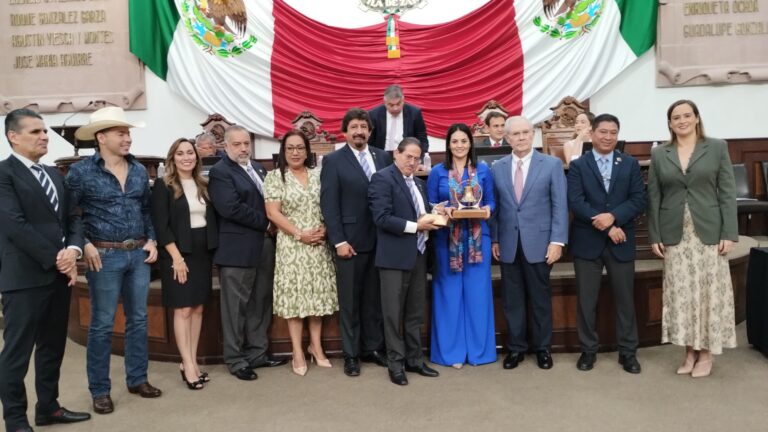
[[452, 180, 487, 219]]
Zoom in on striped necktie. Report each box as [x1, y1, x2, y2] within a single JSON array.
[[598, 157, 610, 191], [358, 150, 372, 180], [405, 177, 426, 254], [31, 164, 59, 212], [245, 164, 264, 194]]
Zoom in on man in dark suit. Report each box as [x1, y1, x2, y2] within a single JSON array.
[[208, 125, 286, 381], [490, 116, 568, 371], [476, 111, 510, 148], [367, 84, 429, 154], [321, 108, 392, 376], [0, 109, 90, 431], [368, 137, 441, 385], [567, 113, 646, 374]]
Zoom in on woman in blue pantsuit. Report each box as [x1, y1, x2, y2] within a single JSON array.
[[428, 123, 496, 368]]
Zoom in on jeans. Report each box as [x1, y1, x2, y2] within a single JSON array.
[[85, 247, 151, 397]]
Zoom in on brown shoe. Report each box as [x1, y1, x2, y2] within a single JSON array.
[[127, 382, 162, 398], [92, 395, 114, 414]]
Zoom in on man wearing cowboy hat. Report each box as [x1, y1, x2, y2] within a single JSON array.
[[65, 106, 161, 414]]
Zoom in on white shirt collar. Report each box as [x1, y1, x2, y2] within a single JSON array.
[[11, 151, 38, 169]]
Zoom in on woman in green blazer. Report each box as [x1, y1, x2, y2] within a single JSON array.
[[647, 100, 738, 378]]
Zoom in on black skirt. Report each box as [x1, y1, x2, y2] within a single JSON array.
[[160, 227, 213, 308]]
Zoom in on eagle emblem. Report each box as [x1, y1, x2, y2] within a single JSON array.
[[181, 0, 257, 57], [533, 0, 604, 40]]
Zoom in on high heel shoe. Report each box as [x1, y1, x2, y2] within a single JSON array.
[[307, 346, 332, 368], [452, 363, 464, 370], [691, 357, 713, 378], [292, 357, 308, 376], [180, 365, 204, 390], [676, 353, 697, 375], [198, 371, 210, 383]]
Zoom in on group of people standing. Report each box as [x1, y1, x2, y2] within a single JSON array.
[[0, 95, 739, 431]]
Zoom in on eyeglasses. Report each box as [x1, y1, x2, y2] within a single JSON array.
[[285, 146, 306, 154]]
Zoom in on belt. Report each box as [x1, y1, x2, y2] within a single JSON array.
[[91, 238, 147, 250]]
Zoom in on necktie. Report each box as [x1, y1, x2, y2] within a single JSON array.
[[492, 140, 501, 148], [514, 159, 524, 202], [387, 116, 397, 150], [599, 157, 610, 191], [406, 177, 426, 254], [31, 164, 59, 212], [245, 164, 264, 195], [358, 151, 372, 180]]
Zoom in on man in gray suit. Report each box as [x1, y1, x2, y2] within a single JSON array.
[[490, 116, 568, 371]]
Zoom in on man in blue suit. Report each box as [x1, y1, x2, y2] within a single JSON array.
[[490, 116, 568, 371], [368, 137, 442, 386], [209, 125, 287, 381], [367, 84, 429, 154], [567, 113, 646, 374]]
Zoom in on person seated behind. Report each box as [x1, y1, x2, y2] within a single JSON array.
[[476, 112, 509, 147], [562, 111, 594, 167], [195, 133, 224, 158]]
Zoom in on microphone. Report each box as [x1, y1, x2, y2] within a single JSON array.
[[59, 100, 95, 139]]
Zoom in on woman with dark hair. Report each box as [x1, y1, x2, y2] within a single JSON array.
[[427, 123, 496, 369], [264, 130, 338, 376], [648, 100, 738, 378], [151, 138, 218, 390], [562, 111, 595, 166]]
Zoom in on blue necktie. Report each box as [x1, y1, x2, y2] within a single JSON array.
[[31, 164, 59, 211], [358, 151, 372, 180], [245, 164, 264, 194], [406, 177, 426, 254], [599, 157, 610, 192]]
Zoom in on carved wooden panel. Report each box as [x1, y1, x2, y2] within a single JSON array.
[[538, 96, 590, 164]]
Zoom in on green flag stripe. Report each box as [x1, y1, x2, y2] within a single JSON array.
[[129, 0, 180, 80], [614, 0, 657, 57]]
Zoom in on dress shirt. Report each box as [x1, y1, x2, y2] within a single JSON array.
[[65, 152, 155, 243], [403, 175, 427, 238], [385, 113, 404, 151], [12, 151, 82, 256]]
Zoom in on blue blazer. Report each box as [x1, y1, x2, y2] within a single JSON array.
[[208, 157, 269, 267], [320, 144, 392, 253], [368, 103, 429, 154], [368, 164, 430, 271], [567, 150, 646, 262], [490, 151, 568, 264], [427, 161, 495, 238]]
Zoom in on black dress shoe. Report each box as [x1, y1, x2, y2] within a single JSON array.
[[343, 356, 360, 377], [618, 354, 642, 374], [388, 369, 408, 386], [92, 395, 114, 415], [127, 382, 162, 398], [536, 350, 553, 369], [233, 366, 258, 381], [253, 356, 288, 368], [404, 363, 440, 377], [360, 350, 388, 368], [576, 352, 596, 371], [503, 352, 524, 370], [35, 407, 91, 426]]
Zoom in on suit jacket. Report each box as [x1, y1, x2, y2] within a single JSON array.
[[208, 157, 269, 267], [476, 137, 510, 148], [150, 178, 218, 258], [647, 137, 737, 246], [567, 150, 646, 262], [368, 164, 430, 271], [490, 151, 568, 264], [320, 144, 392, 253], [0, 155, 83, 292], [368, 103, 429, 154]]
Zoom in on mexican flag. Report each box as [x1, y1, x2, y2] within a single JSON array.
[[129, 0, 656, 138]]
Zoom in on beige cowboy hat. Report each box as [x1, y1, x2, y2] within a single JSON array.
[[75, 107, 145, 141]]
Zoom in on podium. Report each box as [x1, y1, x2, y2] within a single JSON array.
[[746, 247, 768, 356]]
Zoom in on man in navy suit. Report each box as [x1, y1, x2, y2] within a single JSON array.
[[567, 113, 646, 374], [0, 109, 90, 431], [367, 84, 429, 154], [368, 137, 442, 385], [476, 112, 510, 148], [490, 116, 568, 371], [321, 108, 392, 376], [208, 125, 286, 381]]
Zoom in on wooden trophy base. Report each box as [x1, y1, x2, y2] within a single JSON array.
[[452, 208, 487, 219], [420, 213, 448, 227]]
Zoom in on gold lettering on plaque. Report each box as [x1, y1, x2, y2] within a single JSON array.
[[10, 13, 36, 26], [80, 10, 106, 23], [59, 52, 93, 67], [732, 0, 759, 13], [14, 56, 34, 69]]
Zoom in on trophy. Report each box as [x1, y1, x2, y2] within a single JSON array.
[[425, 200, 450, 227], [451, 179, 487, 219]]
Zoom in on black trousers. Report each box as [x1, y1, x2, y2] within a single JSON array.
[[500, 241, 553, 352], [335, 251, 384, 358], [574, 248, 638, 355], [379, 254, 427, 372], [0, 279, 70, 430]]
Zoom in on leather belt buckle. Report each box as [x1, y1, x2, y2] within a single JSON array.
[[122, 239, 138, 250]]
